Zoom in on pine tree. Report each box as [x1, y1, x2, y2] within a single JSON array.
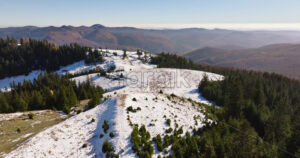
[[88, 94, 100, 108], [29, 91, 44, 110], [123, 49, 127, 59], [66, 84, 78, 107], [0, 94, 10, 113], [13, 95, 28, 111], [254, 81, 266, 106], [56, 89, 69, 110]]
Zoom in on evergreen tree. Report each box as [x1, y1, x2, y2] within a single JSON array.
[[56, 89, 69, 110], [123, 49, 127, 59], [12, 95, 28, 111], [29, 91, 43, 110], [0, 94, 10, 113], [79, 88, 88, 100], [66, 84, 78, 106]]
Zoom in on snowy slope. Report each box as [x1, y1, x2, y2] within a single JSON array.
[[4, 49, 223, 158], [0, 70, 43, 92]]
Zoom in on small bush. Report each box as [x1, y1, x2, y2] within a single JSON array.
[[166, 128, 173, 133], [100, 134, 104, 138], [159, 90, 163, 94], [127, 106, 141, 113], [16, 128, 21, 133], [127, 106, 133, 112], [28, 113, 34, 119], [149, 123, 155, 126], [153, 134, 164, 151], [82, 143, 88, 148], [102, 141, 119, 158], [166, 119, 171, 126], [109, 132, 115, 138], [102, 140, 114, 153], [91, 118, 95, 122], [132, 98, 137, 101], [167, 96, 171, 100], [174, 127, 183, 136], [102, 120, 109, 133]]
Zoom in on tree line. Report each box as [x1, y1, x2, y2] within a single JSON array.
[[0, 72, 104, 114], [0, 37, 90, 79], [151, 53, 300, 158]]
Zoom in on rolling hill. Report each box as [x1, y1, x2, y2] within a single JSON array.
[[1, 47, 299, 158], [183, 43, 300, 79], [1, 49, 223, 158], [2, 25, 300, 53]]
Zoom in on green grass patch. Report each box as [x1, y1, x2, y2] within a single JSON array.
[[0, 110, 67, 156]]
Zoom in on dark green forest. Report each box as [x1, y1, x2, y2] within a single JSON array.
[[151, 53, 300, 158], [0, 72, 104, 114], [0, 37, 105, 114], [0, 37, 101, 79]]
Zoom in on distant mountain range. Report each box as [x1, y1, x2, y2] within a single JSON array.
[[1, 24, 300, 79], [2, 24, 300, 53], [182, 44, 300, 79]]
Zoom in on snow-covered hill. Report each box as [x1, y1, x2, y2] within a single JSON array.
[[4, 49, 223, 158]]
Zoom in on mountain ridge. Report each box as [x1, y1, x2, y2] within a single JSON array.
[[183, 43, 300, 79], [2, 24, 300, 53]]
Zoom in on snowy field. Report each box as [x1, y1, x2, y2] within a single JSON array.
[[0, 110, 51, 122], [3, 49, 223, 158]]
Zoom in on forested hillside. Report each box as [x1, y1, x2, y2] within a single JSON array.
[[0, 72, 104, 114], [0, 37, 89, 79], [151, 53, 300, 157]]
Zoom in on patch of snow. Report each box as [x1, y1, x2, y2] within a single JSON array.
[[0, 112, 23, 122], [12, 133, 33, 143], [5, 99, 117, 158], [31, 121, 41, 127], [0, 110, 51, 122], [0, 70, 43, 92]]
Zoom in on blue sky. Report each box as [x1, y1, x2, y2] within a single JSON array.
[[1, 0, 300, 29]]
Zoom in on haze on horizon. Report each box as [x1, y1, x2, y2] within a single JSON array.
[[1, 0, 300, 30]]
